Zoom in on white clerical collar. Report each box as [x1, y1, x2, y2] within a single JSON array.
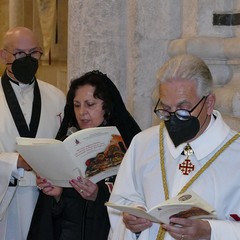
[[10, 79, 34, 92], [166, 110, 230, 160], [7, 72, 35, 90]]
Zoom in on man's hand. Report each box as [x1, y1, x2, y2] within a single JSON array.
[[162, 217, 211, 240], [123, 212, 152, 233], [17, 154, 32, 171]]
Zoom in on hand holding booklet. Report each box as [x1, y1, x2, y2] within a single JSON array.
[[105, 191, 217, 224], [16, 126, 126, 187]]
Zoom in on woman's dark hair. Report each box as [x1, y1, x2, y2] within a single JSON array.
[[66, 70, 113, 127], [56, 70, 141, 147]]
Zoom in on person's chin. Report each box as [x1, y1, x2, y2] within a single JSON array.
[[79, 122, 93, 129]]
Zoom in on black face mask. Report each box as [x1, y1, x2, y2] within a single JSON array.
[[11, 56, 38, 84], [165, 115, 200, 147]]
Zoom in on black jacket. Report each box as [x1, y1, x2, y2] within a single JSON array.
[[27, 71, 141, 240], [28, 177, 115, 240]]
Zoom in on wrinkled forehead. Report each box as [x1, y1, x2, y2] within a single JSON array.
[[159, 78, 199, 104], [159, 78, 197, 92]]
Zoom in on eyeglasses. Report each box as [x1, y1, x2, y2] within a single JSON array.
[[154, 96, 207, 121], [4, 49, 43, 60]]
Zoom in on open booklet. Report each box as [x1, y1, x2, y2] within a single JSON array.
[[105, 191, 217, 224], [16, 126, 126, 187]]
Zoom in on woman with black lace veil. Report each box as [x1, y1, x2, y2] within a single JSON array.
[[27, 70, 141, 240]]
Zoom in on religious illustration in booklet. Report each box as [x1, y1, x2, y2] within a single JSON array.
[[85, 134, 126, 178], [16, 126, 126, 187]]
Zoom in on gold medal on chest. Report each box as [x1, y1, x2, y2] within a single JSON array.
[[179, 144, 195, 175]]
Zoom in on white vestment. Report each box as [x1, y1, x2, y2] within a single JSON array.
[[108, 110, 240, 240], [0, 78, 65, 240]]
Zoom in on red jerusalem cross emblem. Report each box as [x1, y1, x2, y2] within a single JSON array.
[[179, 159, 195, 175]]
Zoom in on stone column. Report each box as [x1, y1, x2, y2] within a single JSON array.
[[9, 0, 25, 28], [67, 0, 133, 121], [127, 0, 181, 128], [68, 0, 183, 129], [68, 0, 127, 84], [8, 0, 33, 30]]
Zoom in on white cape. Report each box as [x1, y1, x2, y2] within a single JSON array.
[[108, 111, 240, 240], [0, 78, 65, 240]]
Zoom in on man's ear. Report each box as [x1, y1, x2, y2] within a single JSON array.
[[206, 93, 215, 115], [0, 49, 7, 64]]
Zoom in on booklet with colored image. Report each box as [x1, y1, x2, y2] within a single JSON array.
[[105, 191, 217, 224], [16, 126, 126, 187]]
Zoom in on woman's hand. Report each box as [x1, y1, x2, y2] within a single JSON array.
[[70, 176, 98, 201], [36, 175, 63, 201]]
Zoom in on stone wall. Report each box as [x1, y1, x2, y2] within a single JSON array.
[[167, 0, 240, 131], [68, 0, 178, 129], [68, 0, 240, 131], [1, 0, 240, 131]]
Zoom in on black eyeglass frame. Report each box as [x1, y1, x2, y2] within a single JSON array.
[[4, 48, 43, 60], [154, 96, 207, 121]]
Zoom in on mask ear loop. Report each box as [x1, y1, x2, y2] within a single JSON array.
[[5, 62, 14, 74], [196, 96, 207, 118], [197, 96, 209, 130]]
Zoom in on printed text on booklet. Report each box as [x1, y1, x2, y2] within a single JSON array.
[[105, 191, 216, 224]]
